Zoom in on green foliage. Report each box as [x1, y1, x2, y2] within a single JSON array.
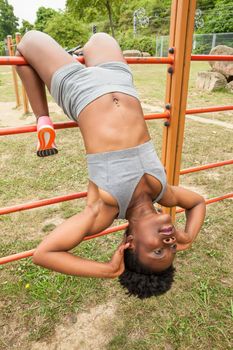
[[19, 20, 34, 36], [0, 0, 18, 40], [34, 6, 58, 32], [118, 32, 156, 55], [45, 12, 90, 49], [0, 39, 5, 54], [197, 0, 233, 34]]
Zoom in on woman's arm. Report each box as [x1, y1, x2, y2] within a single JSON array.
[[33, 204, 128, 278], [158, 185, 206, 250]]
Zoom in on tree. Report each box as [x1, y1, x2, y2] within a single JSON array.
[[0, 0, 18, 40], [45, 12, 89, 49], [19, 20, 34, 36], [66, 0, 123, 37], [197, 0, 233, 33], [35, 7, 58, 32]]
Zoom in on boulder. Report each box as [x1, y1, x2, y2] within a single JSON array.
[[226, 81, 233, 92], [142, 52, 151, 57], [209, 45, 233, 78], [123, 49, 142, 57], [196, 71, 227, 91]]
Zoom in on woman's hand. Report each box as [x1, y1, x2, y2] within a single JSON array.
[[107, 239, 130, 278], [175, 229, 192, 251]]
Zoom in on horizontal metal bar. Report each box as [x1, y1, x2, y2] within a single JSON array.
[[176, 192, 233, 213], [191, 54, 233, 61], [0, 223, 128, 265], [1, 159, 232, 216], [0, 192, 87, 215], [0, 56, 174, 66], [180, 159, 233, 175], [186, 105, 233, 114], [2, 104, 233, 137], [1, 193, 232, 265], [0, 112, 169, 136], [1, 55, 233, 67]]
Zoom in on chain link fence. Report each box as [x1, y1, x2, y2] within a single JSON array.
[[156, 32, 233, 57]]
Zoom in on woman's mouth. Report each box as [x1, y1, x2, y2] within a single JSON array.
[[159, 226, 174, 235]]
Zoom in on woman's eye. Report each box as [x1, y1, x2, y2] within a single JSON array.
[[171, 244, 177, 251], [154, 249, 162, 255]]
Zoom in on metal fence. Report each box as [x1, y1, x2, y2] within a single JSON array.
[[156, 32, 233, 56]]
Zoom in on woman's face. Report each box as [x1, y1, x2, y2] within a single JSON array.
[[129, 212, 177, 272]]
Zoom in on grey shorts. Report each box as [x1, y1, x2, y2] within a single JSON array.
[[50, 61, 139, 122]]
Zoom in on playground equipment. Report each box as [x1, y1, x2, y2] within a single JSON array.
[[6, 33, 29, 114], [0, 0, 233, 265]]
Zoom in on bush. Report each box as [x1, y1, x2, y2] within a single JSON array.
[[118, 33, 156, 55], [0, 41, 6, 55]]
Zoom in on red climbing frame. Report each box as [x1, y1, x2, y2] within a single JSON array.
[[0, 0, 232, 264]]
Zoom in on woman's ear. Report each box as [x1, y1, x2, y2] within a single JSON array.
[[126, 234, 135, 249]]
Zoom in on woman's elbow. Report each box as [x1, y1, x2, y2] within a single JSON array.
[[32, 249, 47, 267]]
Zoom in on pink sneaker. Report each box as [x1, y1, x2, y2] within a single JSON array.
[[37, 116, 58, 157]]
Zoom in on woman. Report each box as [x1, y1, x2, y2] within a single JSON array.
[[16, 31, 206, 298]]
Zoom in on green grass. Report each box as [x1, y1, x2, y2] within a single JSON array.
[[0, 62, 233, 350]]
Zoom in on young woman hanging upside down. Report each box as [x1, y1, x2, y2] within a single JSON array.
[[16, 31, 206, 299]]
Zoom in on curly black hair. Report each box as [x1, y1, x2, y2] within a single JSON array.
[[119, 247, 176, 299]]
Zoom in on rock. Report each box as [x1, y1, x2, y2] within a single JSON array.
[[196, 71, 227, 91], [209, 45, 233, 78], [226, 81, 233, 92], [123, 49, 142, 57], [142, 52, 151, 57]]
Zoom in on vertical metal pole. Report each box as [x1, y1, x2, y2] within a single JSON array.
[[15, 33, 30, 114], [212, 33, 216, 49], [160, 36, 164, 57], [133, 11, 137, 37], [161, 0, 197, 219], [7, 35, 20, 107]]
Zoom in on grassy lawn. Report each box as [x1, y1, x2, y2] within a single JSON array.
[[0, 62, 232, 350]]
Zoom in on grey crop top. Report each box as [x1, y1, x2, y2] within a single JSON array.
[[86, 140, 167, 219]]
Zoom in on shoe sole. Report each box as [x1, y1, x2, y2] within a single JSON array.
[[37, 126, 58, 157]]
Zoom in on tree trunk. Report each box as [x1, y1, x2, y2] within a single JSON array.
[[105, 0, 115, 37]]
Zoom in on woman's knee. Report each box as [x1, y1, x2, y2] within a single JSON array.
[[16, 30, 39, 54], [84, 32, 115, 51]]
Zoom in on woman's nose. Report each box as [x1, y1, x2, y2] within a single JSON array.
[[163, 236, 176, 245]]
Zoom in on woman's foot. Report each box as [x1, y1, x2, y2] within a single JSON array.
[[37, 116, 58, 157]]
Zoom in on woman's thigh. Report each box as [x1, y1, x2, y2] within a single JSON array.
[[16, 30, 76, 89], [83, 32, 126, 67]]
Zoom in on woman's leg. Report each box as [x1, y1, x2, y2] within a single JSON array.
[[16, 30, 76, 157], [83, 32, 125, 67]]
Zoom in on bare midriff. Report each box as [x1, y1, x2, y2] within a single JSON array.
[[78, 92, 150, 154]]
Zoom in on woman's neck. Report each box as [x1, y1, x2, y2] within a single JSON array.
[[126, 193, 156, 222]]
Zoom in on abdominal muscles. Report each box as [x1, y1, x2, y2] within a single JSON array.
[[78, 92, 150, 153]]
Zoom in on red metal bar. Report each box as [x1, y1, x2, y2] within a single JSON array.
[[186, 105, 233, 114], [2, 54, 233, 67], [1, 193, 232, 265], [124, 57, 174, 64], [176, 192, 233, 213], [0, 56, 174, 66], [191, 55, 233, 61], [145, 111, 170, 120], [1, 158, 232, 216], [180, 159, 233, 175], [0, 223, 128, 265], [0, 112, 168, 136], [2, 103, 233, 136], [0, 192, 87, 215], [2, 54, 233, 66]]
